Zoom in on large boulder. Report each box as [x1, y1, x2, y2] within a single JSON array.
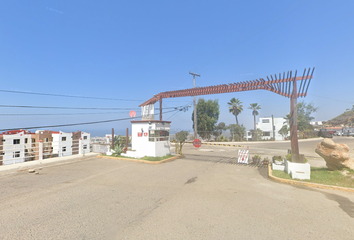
[[315, 138, 354, 170]]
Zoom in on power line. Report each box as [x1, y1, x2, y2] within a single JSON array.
[[0, 104, 139, 110], [0, 109, 178, 132], [0, 89, 144, 101], [0, 104, 187, 110], [0, 112, 127, 116]]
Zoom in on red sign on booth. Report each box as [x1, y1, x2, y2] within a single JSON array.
[[137, 133, 142, 137], [144, 132, 148, 137], [193, 139, 202, 148]]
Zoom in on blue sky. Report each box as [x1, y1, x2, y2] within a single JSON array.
[[1, 0, 353, 136]]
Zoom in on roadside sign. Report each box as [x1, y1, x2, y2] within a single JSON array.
[[129, 110, 136, 118], [193, 139, 202, 148], [238, 149, 249, 164]]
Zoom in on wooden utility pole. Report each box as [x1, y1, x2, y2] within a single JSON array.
[[189, 71, 201, 140]]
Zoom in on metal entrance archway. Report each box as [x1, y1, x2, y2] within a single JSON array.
[[140, 68, 315, 163]]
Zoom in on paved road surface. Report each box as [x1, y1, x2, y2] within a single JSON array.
[[198, 136, 354, 167], [0, 148, 353, 239]]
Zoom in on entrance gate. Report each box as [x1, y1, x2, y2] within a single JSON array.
[[140, 68, 315, 163]]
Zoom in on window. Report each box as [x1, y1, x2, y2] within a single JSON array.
[[0, 152, 4, 156], [25, 138, 28, 144], [13, 151, 20, 158], [13, 139, 20, 144], [248, 132, 252, 136], [62, 137, 66, 141], [83, 145, 87, 149], [148, 130, 169, 142], [32, 138, 35, 143], [44, 138, 49, 142], [83, 136, 88, 140], [2, 139, 5, 142], [62, 147, 66, 152], [262, 119, 270, 123], [263, 132, 271, 136]]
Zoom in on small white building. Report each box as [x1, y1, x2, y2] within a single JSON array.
[[0, 130, 31, 165], [81, 132, 91, 154], [52, 131, 73, 157], [254, 117, 288, 141], [123, 120, 171, 158]]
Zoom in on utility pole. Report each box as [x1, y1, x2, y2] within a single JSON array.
[[189, 71, 201, 140]]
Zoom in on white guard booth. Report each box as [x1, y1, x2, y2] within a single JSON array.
[[122, 120, 171, 158]]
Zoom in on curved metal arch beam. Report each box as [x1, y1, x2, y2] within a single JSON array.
[[139, 68, 314, 107]]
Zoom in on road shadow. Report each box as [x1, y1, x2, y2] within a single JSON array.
[[292, 185, 354, 218]]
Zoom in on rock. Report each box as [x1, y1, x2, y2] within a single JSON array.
[[28, 169, 35, 173], [315, 138, 354, 170]]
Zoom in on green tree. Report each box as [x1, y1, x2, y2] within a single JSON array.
[[278, 125, 289, 139], [213, 122, 227, 140], [227, 98, 243, 125], [284, 101, 318, 138], [175, 130, 189, 154], [248, 103, 261, 141], [228, 124, 246, 141], [192, 98, 220, 141], [175, 130, 189, 142]]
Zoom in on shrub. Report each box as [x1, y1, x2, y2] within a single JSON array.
[[286, 153, 308, 163]]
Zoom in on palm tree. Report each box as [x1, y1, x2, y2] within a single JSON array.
[[248, 103, 261, 141], [227, 98, 243, 125]]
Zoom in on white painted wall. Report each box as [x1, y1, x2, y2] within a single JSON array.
[[52, 131, 73, 157], [127, 121, 170, 158], [81, 132, 91, 154], [1, 132, 29, 165], [256, 117, 288, 141]]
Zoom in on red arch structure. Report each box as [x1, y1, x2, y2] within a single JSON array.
[[140, 68, 315, 163]]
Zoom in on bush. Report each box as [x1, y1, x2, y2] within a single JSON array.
[[252, 155, 261, 164], [216, 135, 229, 142], [286, 153, 308, 163]]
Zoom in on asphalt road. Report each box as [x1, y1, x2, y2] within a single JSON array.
[[198, 136, 354, 167], [1, 145, 354, 240]]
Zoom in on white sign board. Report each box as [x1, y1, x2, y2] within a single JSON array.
[[238, 149, 249, 164]]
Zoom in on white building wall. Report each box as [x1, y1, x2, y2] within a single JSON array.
[[81, 132, 91, 154], [52, 131, 73, 157], [129, 121, 170, 158], [256, 117, 288, 141], [2, 132, 28, 165]]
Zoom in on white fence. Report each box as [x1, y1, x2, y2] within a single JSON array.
[[0, 139, 90, 166]]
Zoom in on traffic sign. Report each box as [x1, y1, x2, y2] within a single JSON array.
[[193, 139, 202, 148]]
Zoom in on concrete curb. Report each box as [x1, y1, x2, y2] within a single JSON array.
[[0, 153, 100, 176], [184, 142, 244, 147], [97, 154, 181, 164], [268, 164, 354, 193]]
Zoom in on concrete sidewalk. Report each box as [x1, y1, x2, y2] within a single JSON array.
[[0, 152, 99, 176]]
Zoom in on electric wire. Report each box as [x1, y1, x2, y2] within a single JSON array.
[[0, 104, 187, 111], [0, 89, 144, 101], [0, 109, 179, 132]]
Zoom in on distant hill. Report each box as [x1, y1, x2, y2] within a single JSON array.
[[325, 110, 354, 126]]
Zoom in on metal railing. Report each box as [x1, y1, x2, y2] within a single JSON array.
[[0, 139, 90, 166]]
